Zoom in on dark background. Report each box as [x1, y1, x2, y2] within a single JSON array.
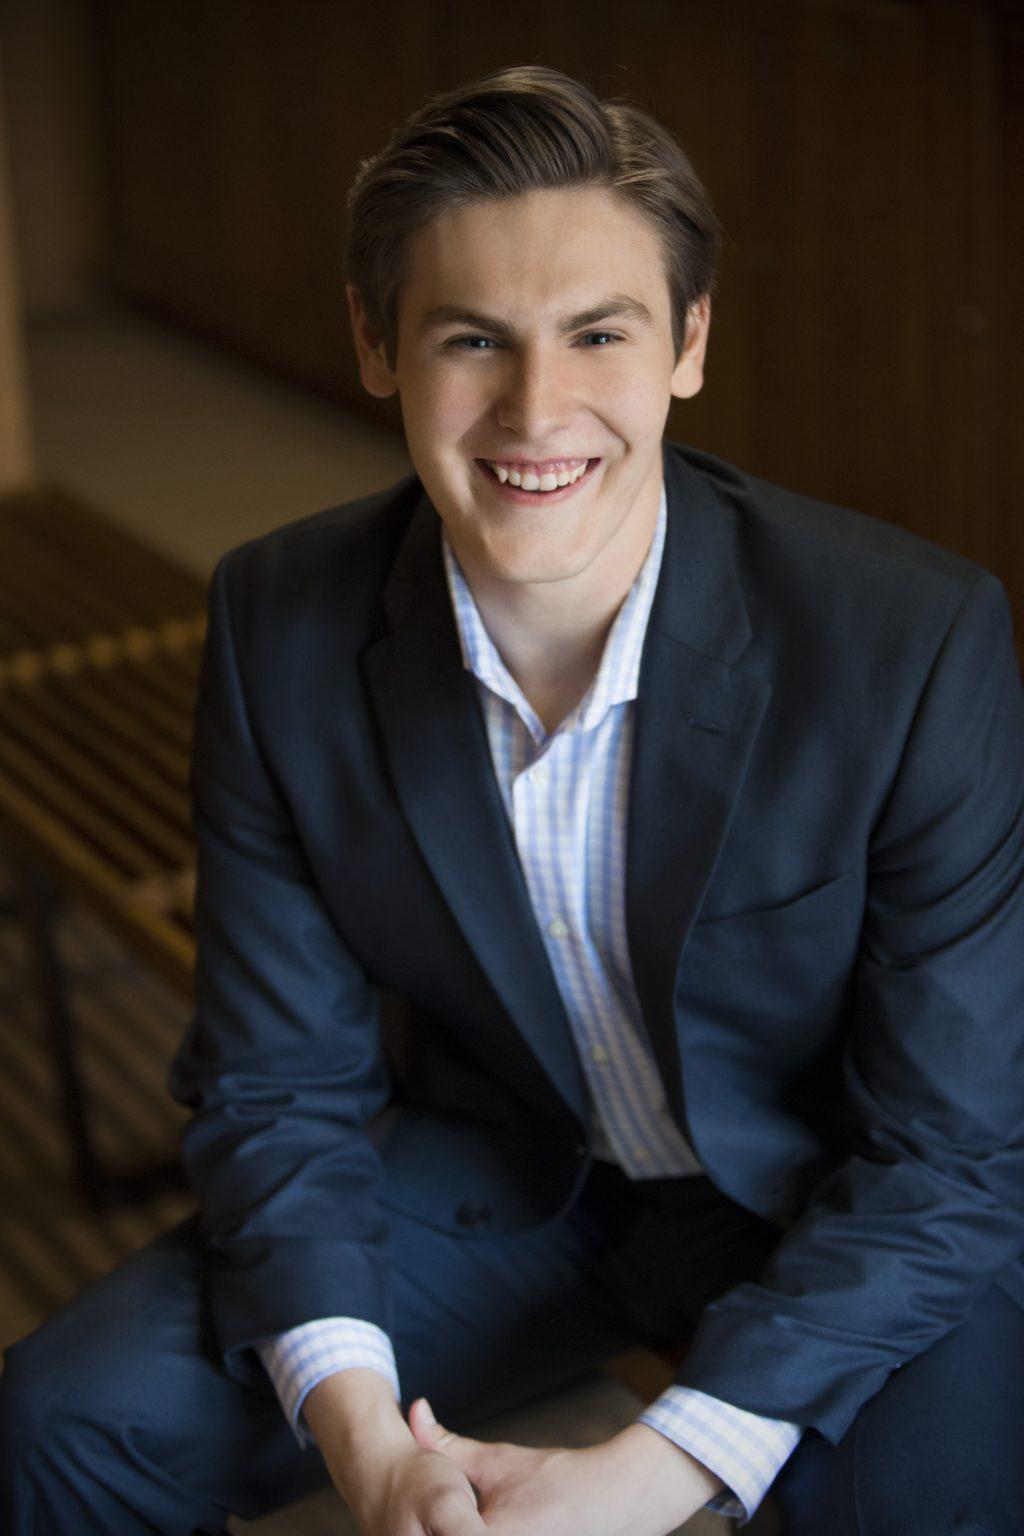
[[3, 0, 1023, 623]]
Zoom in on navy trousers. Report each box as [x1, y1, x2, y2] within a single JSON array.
[[1, 1161, 1022, 1535]]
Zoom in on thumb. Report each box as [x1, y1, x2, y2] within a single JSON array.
[[408, 1398, 486, 1478]]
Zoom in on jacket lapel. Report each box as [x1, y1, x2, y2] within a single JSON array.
[[361, 495, 588, 1125], [627, 447, 772, 1130]]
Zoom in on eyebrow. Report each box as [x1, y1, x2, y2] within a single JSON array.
[[417, 294, 653, 338]]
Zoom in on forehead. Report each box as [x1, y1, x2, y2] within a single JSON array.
[[398, 186, 672, 324]]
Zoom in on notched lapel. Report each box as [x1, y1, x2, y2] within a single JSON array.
[[627, 449, 772, 1130], [361, 494, 588, 1125]]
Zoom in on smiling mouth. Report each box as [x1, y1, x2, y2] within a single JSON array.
[[475, 458, 601, 498]]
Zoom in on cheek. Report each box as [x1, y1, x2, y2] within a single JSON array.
[[587, 359, 668, 426], [615, 363, 671, 413], [407, 377, 485, 454]]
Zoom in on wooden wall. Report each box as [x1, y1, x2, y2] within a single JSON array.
[[93, 0, 1023, 632]]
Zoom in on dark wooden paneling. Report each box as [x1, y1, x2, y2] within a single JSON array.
[[995, 8, 1024, 636], [94, 0, 439, 429], [93, 0, 1023, 632]]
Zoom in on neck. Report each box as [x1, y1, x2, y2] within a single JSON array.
[[475, 584, 618, 733], [457, 496, 660, 734]]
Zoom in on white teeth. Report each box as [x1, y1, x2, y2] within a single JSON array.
[[487, 460, 590, 490]]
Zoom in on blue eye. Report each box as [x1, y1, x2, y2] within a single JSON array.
[[444, 331, 623, 352]]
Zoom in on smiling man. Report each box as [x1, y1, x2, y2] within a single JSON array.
[[353, 185, 708, 733], [3, 65, 1024, 1536]]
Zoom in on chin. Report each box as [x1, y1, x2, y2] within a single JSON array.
[[447, 500, 602, 584], [481, 543, 595, 586]]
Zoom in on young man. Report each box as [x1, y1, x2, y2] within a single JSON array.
[[3, 65, 1024, 1536]]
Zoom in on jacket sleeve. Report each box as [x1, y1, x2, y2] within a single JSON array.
[[677, 571, 1024, 1442], [168, 551, 393, 1390]]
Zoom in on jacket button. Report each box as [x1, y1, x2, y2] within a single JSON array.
[[456, 1200, 492, 1227]]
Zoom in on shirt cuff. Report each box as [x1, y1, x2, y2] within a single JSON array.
[[638, 1385, 801, 1524], [256, 1318, 400, 1448]]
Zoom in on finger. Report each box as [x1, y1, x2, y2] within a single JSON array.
[[431, 1504, 489, 1535], [425, 1484, 489, 1535], [408, 1396, 445, 1448], [408, 1398, 488, 1480]]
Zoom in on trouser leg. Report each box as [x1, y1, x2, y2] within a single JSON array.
[[0, 1164, 781, 1536], [771, 1282, 1024, 1536], [0, 1215, 331, 1536], [0, 1170, 644, 1535]]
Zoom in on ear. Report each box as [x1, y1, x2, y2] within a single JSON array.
[[346, 282, 399, 399], [669, 295, 711, 401]]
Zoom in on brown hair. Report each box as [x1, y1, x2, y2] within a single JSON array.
[[344, 65, 721, 368]]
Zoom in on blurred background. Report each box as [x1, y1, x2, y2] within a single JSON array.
[[4, 0, 1023, 587], [0, 1, 1020, 1523]]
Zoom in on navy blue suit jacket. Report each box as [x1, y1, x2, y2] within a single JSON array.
[[170, 441, 1024, 1444]]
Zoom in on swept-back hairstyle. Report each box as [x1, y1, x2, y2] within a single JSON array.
[[344, 65, 721, 368]]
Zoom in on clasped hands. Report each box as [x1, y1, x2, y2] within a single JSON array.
[[349, 1395, 722, 1536]]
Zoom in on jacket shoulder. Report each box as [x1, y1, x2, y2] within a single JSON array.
[[670, 442, 987, 588], [210, 471, 423, 640]]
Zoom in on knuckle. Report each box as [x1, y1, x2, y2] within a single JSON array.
[[429, 1485, 470, 1519]]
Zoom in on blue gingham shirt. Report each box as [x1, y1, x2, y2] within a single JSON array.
[[258, 485, 800, 1523]]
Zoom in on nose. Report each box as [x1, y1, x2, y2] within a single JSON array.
[[494, 345, 574, 443]]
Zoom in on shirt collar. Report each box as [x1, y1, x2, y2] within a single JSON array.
[[441, 482, 668, 740]]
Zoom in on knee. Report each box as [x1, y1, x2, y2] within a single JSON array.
[[0, 1337, 60, 1516], [1, 1328, 78, 1462], [773, 1420, 1011, 1536], [1, 1322, 159, 1536], [0, 1314, 130, 1458], [1, 1326, 162, 1536], [1, 1333, 52, 1456]]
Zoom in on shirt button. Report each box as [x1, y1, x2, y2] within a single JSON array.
[[547, 917, 569, 939], [531, 762, 550, 783], [632, 1145, 650, 1163], [589, 1044, 608, 1063]]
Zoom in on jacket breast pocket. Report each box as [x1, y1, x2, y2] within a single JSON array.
[[681, 871, 861, 1069], [693, 870, 860, 947]]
